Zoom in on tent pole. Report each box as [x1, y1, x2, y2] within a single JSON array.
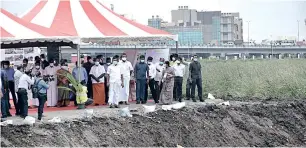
[[175, 41, 178, 54], [77, 44, 81, 82]]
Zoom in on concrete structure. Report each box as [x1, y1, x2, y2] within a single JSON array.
[[59, 45, 306, 62], [148, 15, 163, 29], [171, 6, 199, 26], [221, 12, 243, 44], [163, 25, 204, 45], [197, 11, 221, 44]]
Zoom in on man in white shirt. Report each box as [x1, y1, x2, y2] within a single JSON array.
[[173, 57, 185, 102], [155, 58, 165, 102], [90, 58, 106, 106], [107, 56, 124, 108], [17, 70, 35, 118], [14, 65, 23, 115], [119, 53, 133, 105], [145, 56, 158, 103]]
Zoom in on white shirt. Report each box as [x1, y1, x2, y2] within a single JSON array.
[[14, 70, 23, 92], [18, 74, 34, 89], [119, 60, 133, 78], [107, 64, 122, 83], [173, 64, 186, 77], [155, 64, 165, 82], [147, 64, 156, 79], [89, 65, 106, 83]]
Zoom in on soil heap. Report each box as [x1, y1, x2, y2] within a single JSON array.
[[1, 100, 306, 147]]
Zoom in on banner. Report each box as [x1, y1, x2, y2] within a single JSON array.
[[145, 48, 170, 64], [0, 47, 40, 68]]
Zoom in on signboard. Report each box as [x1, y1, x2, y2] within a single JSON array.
[[145, 48, 170, 64], [0, 47, 40, 68]]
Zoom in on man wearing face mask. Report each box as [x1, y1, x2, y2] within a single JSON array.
[[44, 59, 59, 107], [3, 61, 16, 110], [31, 62, 42, 107], [17, 69, 35, 118], [189, 55, 203, 102], [40, 54, 49, 70], [155, 58, 165, 102], [118, 53, 133, 105], [173, 57, 185, 102], [96, 55, 104, 66], [83, 56, 94, 99], [134, 55, 150, 104], [107, 56, 124, 108], [72, 61, 88, 85], [145, 56, 158, 104], [90, 58, 106, 106], [170, 54, 178, 66], [1, 61, 12, 120], [103, 57, 111, 103]]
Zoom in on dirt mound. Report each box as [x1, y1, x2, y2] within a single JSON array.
[[1, 100, 306, 147]]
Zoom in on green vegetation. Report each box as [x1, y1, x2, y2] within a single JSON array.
[[184, 59, 306, 100]]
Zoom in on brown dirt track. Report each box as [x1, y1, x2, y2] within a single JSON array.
[[1, 100, 306, 147]]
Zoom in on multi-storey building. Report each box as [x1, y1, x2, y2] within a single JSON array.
[[171, 6, 198, 26], [221, 12, 243, 44], [197, 11, 221, 44], [148, 15, 162, 29], [162, 25, 204, 45]]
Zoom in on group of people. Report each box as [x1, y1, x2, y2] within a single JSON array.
[[0, 52, 203, 122]]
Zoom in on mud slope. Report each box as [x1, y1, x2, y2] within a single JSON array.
[[1, 100, 306, 147]]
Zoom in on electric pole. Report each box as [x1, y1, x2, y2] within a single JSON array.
[[297, 20, 300, 41]]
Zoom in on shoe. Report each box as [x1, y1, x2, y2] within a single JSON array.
[[136, 101, 140, 104], [7, 114, 12, 117], [141, 101, 147, 104], [94, 104, 99, 106], [186, 98, 190, 100], [114, 105, 119, 108], [124, 102, 129, 105], [199, 99, 204, 102], [192, 99, 197, 102], [178, 99, 182, 102], [1, 118, 7, 122], [119, 102, 123, 105], [109, 104, 113, 108]]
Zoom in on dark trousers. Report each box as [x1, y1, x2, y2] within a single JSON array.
[[186, 79, 192, 99], [104, 77, 109, 103], [191, 78, 203, 100], [8, 81, 17, 109], [1, 90, 11, 118], [17, 89, 28, 118], [87, 79, 93, 99], [155, 81, 161, 102], [37, 93, 47, 120], [173, 76, 183, 101], [145, 79, 158, 103], [136, 79, 146, 102]]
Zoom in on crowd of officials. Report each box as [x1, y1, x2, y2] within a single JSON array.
[[0, 53, 203, 122]]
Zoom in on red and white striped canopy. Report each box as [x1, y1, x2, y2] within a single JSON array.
[[21, 0, 176, 40], [0, 8, 72, 39]]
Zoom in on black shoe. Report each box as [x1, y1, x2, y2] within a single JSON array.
[[192, 99, 197, 102], [141, 101, 147, 104], [199, 99, 204, 102], [114, 105, 119, 108], [7, 114, 12, 117], [1, 118, 7, 122], [109, 104, 113, 108], [119, 102, 123, 105], [186, 98, 190, 100], [178, 99, 182, 102], [124, 102, 129, 105], [136, 101, 140, 104]]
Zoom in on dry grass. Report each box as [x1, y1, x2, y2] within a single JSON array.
[[183, 59, 306, 100]]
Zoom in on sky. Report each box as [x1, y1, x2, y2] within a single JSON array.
[[1, 0, 306, 42]]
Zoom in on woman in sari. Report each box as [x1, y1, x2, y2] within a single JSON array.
[[56, 63, 71, 107], [159, 61, 175, 105]]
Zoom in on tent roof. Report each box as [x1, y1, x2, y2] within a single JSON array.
[[21, 0, 177, 40]]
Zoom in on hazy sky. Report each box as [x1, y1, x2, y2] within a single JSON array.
[[1, 0, 306, 42]]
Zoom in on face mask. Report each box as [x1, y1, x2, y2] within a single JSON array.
[[41, 58, 44, 61], [177, 61, 181, 64], [113, 61, 118, 65], [89, 60, 93, 63], [35, 66, 40, 69], [140, 60, 145, 63], [194, 58, 198, 61], [148, 62, 152, 65], [122, 57, 127, 61], [159, 62, 164, 65], [61, 66, 68, 70], [50, 63, 54, 67], [172, 57, 176, 61], [95, 62, 99, 66]]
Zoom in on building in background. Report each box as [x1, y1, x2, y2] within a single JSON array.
[[197, 11, 221, 44], [171, 6, 199, 26], [221, 12, 243, 44], [163, 25, 204, 45], [148, 15, 162, 29]]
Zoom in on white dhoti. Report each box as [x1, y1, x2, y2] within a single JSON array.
[[108, 81, 121, 105], [47, 81, 58, 107], [119, 77, 130, 102]]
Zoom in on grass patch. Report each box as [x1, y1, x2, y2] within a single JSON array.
[[183, 59, 306, 100]]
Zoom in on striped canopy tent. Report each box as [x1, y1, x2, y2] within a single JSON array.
[[20, 0, 177, 43], [0, 8, 79, 49]]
